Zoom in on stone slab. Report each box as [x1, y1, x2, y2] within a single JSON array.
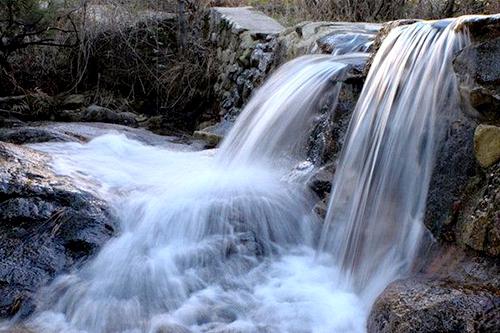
[[212, 7, 284, 34]]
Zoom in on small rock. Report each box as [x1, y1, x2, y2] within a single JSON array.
[[193, 130, 222, 148], [307, 167, 334, 199], [474, 124, 500, 168], [313, 199, 328, 219], [82, 105, 138, 127]]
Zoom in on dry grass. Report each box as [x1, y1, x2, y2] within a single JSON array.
[[1, 0, 218, 131], [71, 0, 218, 128], [1, 0, 497, 131], [201, 0, 500, 24]]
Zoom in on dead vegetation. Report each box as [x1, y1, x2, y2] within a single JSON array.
[[208, 0, 499, 24], [0, 0, 497, 132], [1, 0, 218, 132]]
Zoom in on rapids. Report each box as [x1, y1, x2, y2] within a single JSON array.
[[2, 16, 476, 333]]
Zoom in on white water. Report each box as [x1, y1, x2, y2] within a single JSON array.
[[320, 19, 469, 302], [24, 133, 366, 333], [309, 23, 381, 56], [218, 54, 367, 167], [7, 18, 471, 333]]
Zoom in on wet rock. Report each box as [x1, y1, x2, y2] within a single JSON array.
[[456, 162, 500, 256], [474, 124, 500, 168], [460, 14, 500, 43], [81, 105, 138, 127], [193, 130, 222, 148], [424, 114, 478, 242], [368, 278, 500, 333], [307, 166, 334, 199], [454, 37, 500, 116], [0, 142, 116, 318], [317, 32, 374, 54], [306, 73, 364, 166], [276, 22, 381, 61], [193, 120, 233, 149], [420, 18, 500, 246], [313, 198, 328, 219], [0, 126, 73, 144]]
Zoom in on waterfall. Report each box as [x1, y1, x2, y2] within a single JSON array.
[[320, 19, 469, 302], [218, 53, 367, 167], [19, 53, 364, 333], [5, 17, 473, 333]]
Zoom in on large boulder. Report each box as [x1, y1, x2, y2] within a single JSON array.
[[454, 37, 500, 117], [80, 105, 138, 127], [0, 126, 74, 144], [455, 162, 500, 256], [0, 142, 116, 318], [424, 16, 500, 244], [368, 278, 500, 333]]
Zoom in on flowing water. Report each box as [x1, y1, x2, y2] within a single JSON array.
[[6, 18, 472, 333], [319, 19, 469, 303], [308, 23, 381, 56], [218, 53, 367, 167]]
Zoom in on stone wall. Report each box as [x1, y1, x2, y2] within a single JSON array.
[[198, 7, 380, 144], [207, 8, 381, 122], [208, 7, 284, 122]]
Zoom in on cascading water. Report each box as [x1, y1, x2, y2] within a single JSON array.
[[218, 54, 367, 167], [15, 54, 366, 333], [319, 19, 469, 303], [308, 23, 381, 56], [3, 17, 474, 333]]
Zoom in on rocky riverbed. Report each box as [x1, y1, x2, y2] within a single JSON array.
[[0, 8, 498, 333]]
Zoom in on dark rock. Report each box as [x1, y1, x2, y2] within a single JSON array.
[[455, 162, 500, 256], [454, 38, 500, 117], [425, 15, 500, 250], [0, 142, 116, 318], [424, 114, 479, 242], [313, 198, 328, 219], [460, 14, 500, 43], [81, 105, 138, 127], [307, 166, 334, 199], [368, 278, 500, 333], [307, 78, 363, 166], [0, 126, 72, 144]]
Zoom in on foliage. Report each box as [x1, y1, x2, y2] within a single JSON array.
[[0, 0, 78, 61], [0, 0, 80, 94]]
